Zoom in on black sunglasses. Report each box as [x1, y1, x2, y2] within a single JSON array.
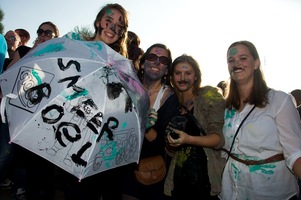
[[146, 53, 169, 65], [37, 29, 54, 37]]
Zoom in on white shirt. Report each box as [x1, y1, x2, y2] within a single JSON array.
[[219, 89, 301, 200], [152, 85, 168, 111]]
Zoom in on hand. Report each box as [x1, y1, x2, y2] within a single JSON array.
[[166, 126, 184, 147], [146, 108, 158, 130]]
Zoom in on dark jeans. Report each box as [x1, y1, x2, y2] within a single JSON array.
[[0, 122, 15, 183], [60, 166, 124, 200], [22, 148, 56, 200]]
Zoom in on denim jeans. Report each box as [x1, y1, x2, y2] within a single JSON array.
[[0, 121, 15, 182]]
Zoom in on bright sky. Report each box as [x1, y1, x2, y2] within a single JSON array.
[[1, 0, 301, 93]]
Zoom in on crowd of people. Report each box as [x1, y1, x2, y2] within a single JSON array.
[[1, 2, 301, 200]]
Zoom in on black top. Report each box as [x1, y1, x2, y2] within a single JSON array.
[[3, 46, 31, 72]]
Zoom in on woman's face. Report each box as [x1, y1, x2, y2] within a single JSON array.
[[36, 24, 56, 44], [227, 44, 259, 84], [142, 47, 169, 81], [172, 62, 196, 93], [96, 8, 125, 44]]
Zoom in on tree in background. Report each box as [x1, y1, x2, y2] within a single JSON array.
[[0, 7, 4, 34], [73, 25, 93, 38]]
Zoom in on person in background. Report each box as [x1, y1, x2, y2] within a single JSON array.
[[0, 30, 21, 195], [127, 31, 144, 72], [217, 80, 229, 97], [290, 89, 301, 121], [290, 89, 301, 107], [289, 89, 301, 199], [0, 21, 60, 200], [164, 54, 225, 200], [122, 43, 175, 200], [15, 28, 31, 47], [59, 3, 131, 200], [0, 34, 7, 73], [0, 34, 9, 194], [6, 21, 59, 71], [3, 30, 21, 71], [219, 40, 301, 200]]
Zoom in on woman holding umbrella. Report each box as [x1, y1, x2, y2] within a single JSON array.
[[60, 3, 132, 200]]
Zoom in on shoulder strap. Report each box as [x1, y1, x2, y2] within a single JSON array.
[[223, 105, 256, 162]]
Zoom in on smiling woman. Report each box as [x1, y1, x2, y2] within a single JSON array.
[[63, 3, 129, 58]]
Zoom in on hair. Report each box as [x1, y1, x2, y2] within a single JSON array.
[[226, 40, 269, 110], [290, 89, 301, 107], [88, 3, 129, 57], [15, 28, 31, 43], [170, 54, 202, 97], [137, 43, 172, 84], [127, 31, 140, 46], [127, 31, 144, 71], [217, 80, 229, 97], [38, 21, 60, 38]]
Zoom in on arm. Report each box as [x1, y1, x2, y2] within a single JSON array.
[[167, 129, 222, 148], [293, 157, 301, 179], [6, 51, 21, 70]]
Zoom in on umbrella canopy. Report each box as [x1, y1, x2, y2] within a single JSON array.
[[0, 37, 149, 180]]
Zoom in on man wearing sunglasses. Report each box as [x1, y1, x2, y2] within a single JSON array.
[[3, 30, 21, 71]]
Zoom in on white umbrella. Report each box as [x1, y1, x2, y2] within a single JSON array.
[[0, 37, 149, 180]]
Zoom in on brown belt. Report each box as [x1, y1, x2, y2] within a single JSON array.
[[228, 153, 284, 166]]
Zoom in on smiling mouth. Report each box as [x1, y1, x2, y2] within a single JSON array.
[[178, 81, 188, 85], [150, 67, 160, 72], [232, 66, 243, 72], [105, 31, 115, 38]]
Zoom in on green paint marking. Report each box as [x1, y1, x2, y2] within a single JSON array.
[[225, 109, 236, 119], [106, 9, 113, 15], [86, 42, 103, 51], [122, 122, 127, 129], [31, 69, 42, 84], [249, 163, 276, 174], [231, 163, 241, 180], [229, 47, 238, 56], [33, 43, 65, 56], [62, 88, 88, 101]]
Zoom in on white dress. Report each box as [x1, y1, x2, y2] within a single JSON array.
[[219, 89, 301, 200]]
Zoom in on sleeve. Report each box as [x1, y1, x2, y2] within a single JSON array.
[[195, 86, 226, 149], [274, 91, 301, 170]]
